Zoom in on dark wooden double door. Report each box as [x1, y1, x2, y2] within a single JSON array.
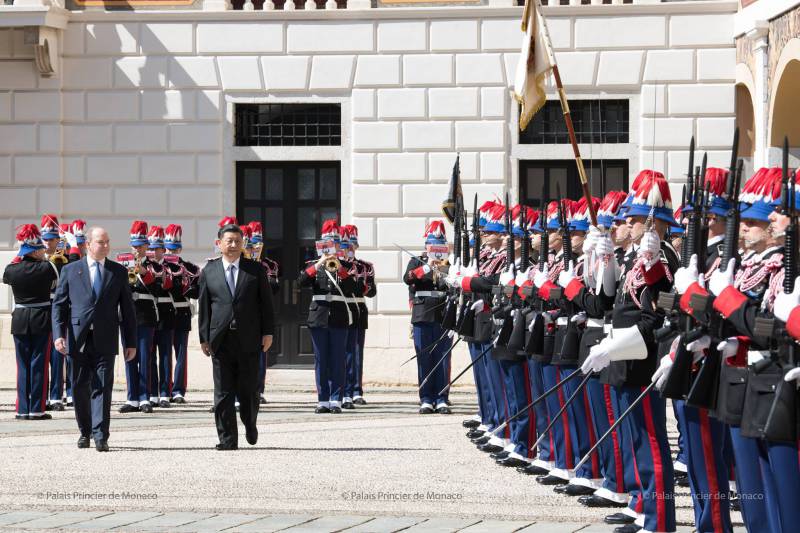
[[236, 161, 340, 367]]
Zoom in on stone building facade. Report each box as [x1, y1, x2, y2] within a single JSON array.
[[0, 0, 738, 387]]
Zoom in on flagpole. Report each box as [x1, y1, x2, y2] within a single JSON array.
[[551, 64, 598, 226]]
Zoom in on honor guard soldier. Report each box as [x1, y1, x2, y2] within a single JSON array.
[[147, 226, 180, 408], [404, 221, 452, 415], [579, 170, 680, 533], [299, 220, 353, 414], [119, 221, 162, 414], [163, 224, 199, 404], [247, 221, 280, 405], [338, 226, 362, 410], [40, 215, 68, 412], [58, 221, 86, 407], [3, 225, 59, 420]]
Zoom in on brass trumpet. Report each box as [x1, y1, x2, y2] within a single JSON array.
[[324, 255, 341, 273], [128, 257, 143, 285], [49, 248, 68, 266]]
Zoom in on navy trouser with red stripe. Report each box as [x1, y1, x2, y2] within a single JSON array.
[[672, 400, 689, 472], [619, 385, 676, 532], [354, 328, 366, 398], [468, 341, 495, 427], [607, 385, 643, 514], [586, 379, 627, 497], [48, 337, 65, 403], [757, 438, 800, 533], [542, 364, 573, 472], [498, 358, 531, 457], [344, 327, 359, 400], [125, 325, 154, 404], [152, 328, 174, 400], [14, 334, 50, 416], [527, 359, 552, 462], [171, 329, 190, 398], [562, 365, 600, 480], [310, 326, 348, 404], [678, 405, 732, 533], [485, 355, 507, 433]]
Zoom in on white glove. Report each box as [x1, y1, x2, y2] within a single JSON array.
[[686, 334, 710, 353], [773, 277, 800, 322], [533, 269, 549, 289], [558, 260, 576, 289], [583, 225, 602, 254], [595, 234, 615, 259], [652, 353, 674, 391], [515, 267, 530, 287], [445, 273, 461, 289], [709, 258, 736, 297], [421, 263, 432, 274], [470, 299, 484, 312], [581, 342, 612, 374], [674, 254, 699, 295], [499, 270, 515, 286], [784, 367, 800, 383], [571, 311, 587, 326], [716, 338, 739, 359], [461, 263, 476, 278], [638, 230, 661, 266], [63, 230, 78, 249]]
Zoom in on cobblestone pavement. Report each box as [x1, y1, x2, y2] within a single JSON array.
[[0, 388, 744, 533]]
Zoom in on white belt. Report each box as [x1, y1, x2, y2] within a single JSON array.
[[747, 350, 770, 365], [157, 297, 173, 304], [353, 297, 366, 304], [49, 292, 55, 299], [416, 291, 445, 298], [604, 323, 613, 334], [173, 302, 190, 308], [587, 318, 605, 328], [312, 294, 347, 303], [15, 301, 51, 308], [556, 317, 568, 326], [132, 293, 155, 302]]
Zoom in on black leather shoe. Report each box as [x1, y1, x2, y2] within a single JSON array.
[[245, 425, 258, 446], [315, 406, 331, 414], [159, 400, 170, 408], [342, 401, 355, 410], [29, 414, 52, 420], [14, 414, 29, 420], [536, 474, 568, 486], [259, 395, 266, 405], [215, 443, 238, 451], [172, 397, 186, 404], [45, 403, 53, 411], [466, 429, 485, 439], [119, 404, 138, 413], [77, 436, 90, 449], [51, 403, 64, 412], [579, 494, 627, 508], [471, 435, 490, 445], [477, 443, 504, 453], [95, 440, 109, 452], [330, 406, 342, 414], [730, 492, 740, 512], [613, 525, 641, 533], [353, 397, 367, 405], [604, 512, 635, 525], [518, 464, 549, 476], [208, 405, 215, 413], [497, 456, 528, 468], [463, 419, 480, 429], [490, 451, 510, 460], [562, 484, 596, 496], [674, 471, 689, 487], [436, 405, 452, 414], [553, 484, 569, 494], [419, 406, 434, 414], [66, 401, 74, 407], [139, 403, 153, 413]]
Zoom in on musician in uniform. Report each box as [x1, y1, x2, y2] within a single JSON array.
[[248, 221, 280, 405], [119, 221, 162, 414], [298, 220, 353, 414], [3, 225, 59, 420], [40, 214, 68, 412], [164, 224, 200, 404], [404, 221, 452, 415]]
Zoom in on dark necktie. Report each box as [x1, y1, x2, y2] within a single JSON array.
[[92, 261, 103, 301], [227, 264, 236, 297]]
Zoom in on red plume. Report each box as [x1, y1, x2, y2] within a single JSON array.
[[218, 216, 237, 228], [130, 220, 148, 236], [16, 224, 42, 243]]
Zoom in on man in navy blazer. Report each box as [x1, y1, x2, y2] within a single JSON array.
[[52, 227, 137, 452]]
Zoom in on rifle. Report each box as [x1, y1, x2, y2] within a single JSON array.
[[523, 199, 549, 356], [461, 205, 470, 267], [418, 337, 462, 391], [556, 184, 572, 269], [472, 194, 481, 269], [520, 206, 531, 272]]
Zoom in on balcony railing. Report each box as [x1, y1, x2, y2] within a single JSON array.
[[231, 0, 347, 9]]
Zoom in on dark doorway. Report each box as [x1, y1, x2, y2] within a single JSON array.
[[519, 159, 629, 208], [236, 161, 341, 368]]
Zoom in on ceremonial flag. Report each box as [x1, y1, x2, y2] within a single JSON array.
[[513, 0, 557, 131]]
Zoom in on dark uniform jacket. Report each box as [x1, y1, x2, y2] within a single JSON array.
[[172, 257, 200, 332], [129, 257, 163, 328], [403, 255, 448, 324], [352, 259, 376, 330], [298, 260, 355, 329], [3, 257, 58, 336]]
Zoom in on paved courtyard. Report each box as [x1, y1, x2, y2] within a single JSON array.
[[0, 387, 743, 532]]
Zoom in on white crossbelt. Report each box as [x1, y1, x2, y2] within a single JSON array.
[[173, 301, 190, 308], [132, 293, 155, 302], [747, 350, 771, 365], [14, 301, 51, 308], [156, 297, 173, 304], [556, 317, 568, 326], [353, 297, 366, 304], [415, 291, 445, 298], [312, 294, 348, 303], [586, 318, 605, 328]]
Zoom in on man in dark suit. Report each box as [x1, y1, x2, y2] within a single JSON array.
[[52, 227, 137, 452], [199, 223, 274, 450]]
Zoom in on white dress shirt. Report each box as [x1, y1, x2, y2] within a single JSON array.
[[221, 256, 241, 290], [86, 256, 106, 288]]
